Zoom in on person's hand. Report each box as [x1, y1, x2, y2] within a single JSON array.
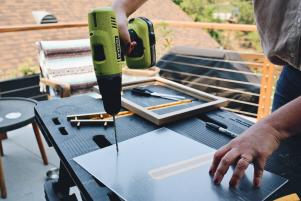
[[209, 120, 282, 187], [113, 6, 136, 55]]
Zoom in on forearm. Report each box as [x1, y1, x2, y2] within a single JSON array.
[[112, 0, 147, 47], [112, 0, 147, 17], [263, 96, 301, 141]]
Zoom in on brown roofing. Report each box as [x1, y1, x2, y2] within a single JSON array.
[[0, 0, 219, 79]]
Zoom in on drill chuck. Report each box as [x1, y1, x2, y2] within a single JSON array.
[[97, 74, 121, 116]]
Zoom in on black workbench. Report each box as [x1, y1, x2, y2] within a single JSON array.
[[34, 95, 301, 201]]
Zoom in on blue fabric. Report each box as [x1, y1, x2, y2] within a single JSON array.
[[272, 65, 301, 111]]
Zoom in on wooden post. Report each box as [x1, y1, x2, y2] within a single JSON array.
[[0, 133, 6, 156], [0, 156, 7, 198], [0, 141, 3, 157], [257, 59, 276, 119], [32, 122, 48, 165]]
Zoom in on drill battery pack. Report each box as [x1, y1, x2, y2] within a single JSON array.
[[127, 17, 156, 69]]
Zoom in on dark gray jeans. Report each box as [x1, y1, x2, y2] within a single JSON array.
[[272, 65, 301, 111]]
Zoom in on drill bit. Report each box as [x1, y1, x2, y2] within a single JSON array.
[[113, 115, 119, 153]]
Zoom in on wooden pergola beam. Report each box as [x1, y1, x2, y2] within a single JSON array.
[[152, 20, 257, 32], [0, 22, 87, 33], [0, 20, 257, 34]]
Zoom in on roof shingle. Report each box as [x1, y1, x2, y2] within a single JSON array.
[[0, 0, 219, 79]]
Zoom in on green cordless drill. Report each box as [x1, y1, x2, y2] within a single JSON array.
[[88, 7, 156, 152]]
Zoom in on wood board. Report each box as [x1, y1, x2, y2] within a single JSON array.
[[121, 77, 228, 125]]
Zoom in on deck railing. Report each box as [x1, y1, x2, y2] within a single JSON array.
[[0, 20, 277, 119]]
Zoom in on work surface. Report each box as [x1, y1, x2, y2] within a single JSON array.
[[35, 95, 301, 201], [74, 128, 286, 201]]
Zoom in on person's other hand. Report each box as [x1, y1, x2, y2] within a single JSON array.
[[113, 6, 136, 55], [209, 121, 281, 187]]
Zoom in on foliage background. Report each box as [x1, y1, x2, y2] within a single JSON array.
[[173, 0, 261, 52]]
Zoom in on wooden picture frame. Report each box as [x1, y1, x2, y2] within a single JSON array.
[[122, 77, 228, 125]]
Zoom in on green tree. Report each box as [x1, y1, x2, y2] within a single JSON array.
[[173, 0, 183, 5], [178, 0, 219, 22], [231, 0, 255, 24], [173, 0, 259, 51]]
